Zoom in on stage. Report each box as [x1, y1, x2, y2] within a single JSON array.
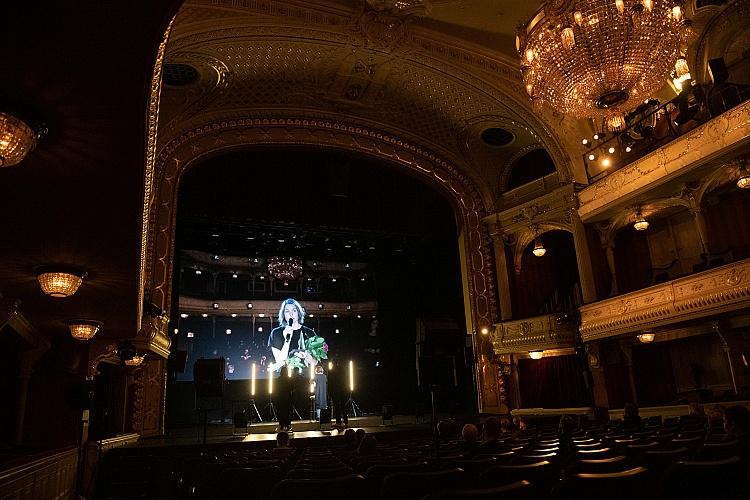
[[144, 414, 433, 448]]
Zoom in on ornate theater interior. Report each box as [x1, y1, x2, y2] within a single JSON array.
[[1, 0, 750, 498]]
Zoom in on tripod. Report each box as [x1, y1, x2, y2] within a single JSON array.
[[265, 394, 277, 422], [247, 398, 263, 423], [346, 391, 363, 417]]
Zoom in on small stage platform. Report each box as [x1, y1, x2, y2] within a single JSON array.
[[141, 414, 431, 448]]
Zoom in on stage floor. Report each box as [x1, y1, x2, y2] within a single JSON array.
[[143, 414, 430, 447]]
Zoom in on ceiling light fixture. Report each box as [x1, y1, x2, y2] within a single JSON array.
[[529, 350, 544, 360], [35, 266, 86, 297], [0, 112, 38, 167], [517, 0, 691, 129], [633, 208, 650, 231], [637, 332, 655, 343], [736, 160, 750, 189], [267, 256, 302, 281], [67, 320, 102, 341]]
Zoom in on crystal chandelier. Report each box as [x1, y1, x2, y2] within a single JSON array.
[[67, 320, 102, 341], [267, 256, 302, 281], [517, 0, 691, 130], [0, 112, 37, 167], [35, 266, 86, 297]]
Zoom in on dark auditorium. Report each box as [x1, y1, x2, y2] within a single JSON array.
[[2, 1, 750, 499]]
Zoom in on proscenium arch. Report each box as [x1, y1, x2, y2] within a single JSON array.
[[142, 117, 497, 356]]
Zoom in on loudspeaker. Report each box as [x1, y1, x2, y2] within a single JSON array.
[[319, 407, 331, 425], [194, 358, 225, 398], [173, 350, 188, 373], [708, 57, 729, 84], [233, 411, 248, 428], [382, 404, 394, 424]]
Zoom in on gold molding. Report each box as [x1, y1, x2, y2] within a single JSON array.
[[577, 99, 750, 221], [491, 312, 578, 354], [579, 258, 750, 341]]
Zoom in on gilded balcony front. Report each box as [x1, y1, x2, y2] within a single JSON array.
[[577, 99, 750, 221], [579, 258, 750, 341], [491, 312, 578, 354]]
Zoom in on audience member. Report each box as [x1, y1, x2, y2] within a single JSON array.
[[357, 434, 378, 456], [622, 402, 642, 427], [343, 428, 357, 449], [355, 428, 366, 448], [477, 417, 507, 454], [512, 416, 527, 433], [454, 423, 480, 455], [271, 431, 295, 458]]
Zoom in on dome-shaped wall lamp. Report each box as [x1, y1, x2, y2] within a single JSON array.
[[633, 209, 649, 231], [637, 332, 655, 343], [737, 160, 750, 189], [480, 326, 490, 335], [0, 112, 38, 167], [125, 353, 146, 366], [532, 237, 546, 257], [67, 320, 102, 341], [529, 350, 544, 360], [35, 266, 87, 297]]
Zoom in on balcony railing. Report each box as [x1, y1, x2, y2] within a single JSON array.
[[579, 257, 750, 341], [583, 83, 750, 183], [491, 312, 578, 354]]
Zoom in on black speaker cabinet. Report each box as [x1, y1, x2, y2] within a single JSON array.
[[194, 358, 225, 398], [173, 350, 188, 373], [708, 57, 729, 84]]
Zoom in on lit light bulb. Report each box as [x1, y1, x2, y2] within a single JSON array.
[[625, 146, 632, 153], [602, 158, 611, 167], [582, 138, 589, 145], [588, 154, 596, 161], [616, 0, 624, 14], [608, 147, 615, 154]]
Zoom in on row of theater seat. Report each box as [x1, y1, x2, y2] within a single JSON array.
[[96, 418, 748, 500]]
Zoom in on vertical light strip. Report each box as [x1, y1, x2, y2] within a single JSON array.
[[349, 360, 354, 392], [251, 363, 256, 397]]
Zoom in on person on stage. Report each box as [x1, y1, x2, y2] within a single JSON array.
[[267, 298, 316, 432]]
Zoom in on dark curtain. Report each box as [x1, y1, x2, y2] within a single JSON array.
[[633, 343, 676, 405], [613, 226, 652, 293], [518, 354, 589, 408], [704, 187, 750, 260], [510, 231, 580, 318]]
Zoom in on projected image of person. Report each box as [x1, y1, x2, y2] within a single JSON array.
[[267, 298, 325, 431]]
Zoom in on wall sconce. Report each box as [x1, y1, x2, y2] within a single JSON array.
[[737, 160, 750, 189], [125, 354, 146, 366], [67, 320, 102, 341], [35, 266, 86, 297], [529, 350, 544, 360], [0, 112, 37, 167], [633, 209, 649, 231], [532, 237, 546, 257], [637, 332, 655, 343], [480, 327, 490, 335]]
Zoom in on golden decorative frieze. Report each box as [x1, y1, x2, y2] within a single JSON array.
[[486, 184, 577, 235], [580, 258, 750, 341], [491, 312, 578, 354], [134, 314, 172, 359], [578, 99, 750, 221]]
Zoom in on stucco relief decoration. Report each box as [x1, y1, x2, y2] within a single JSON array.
[[356, 5, 410, 52]]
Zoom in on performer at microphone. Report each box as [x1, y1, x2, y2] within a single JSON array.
[[267, 298, 317, 431]]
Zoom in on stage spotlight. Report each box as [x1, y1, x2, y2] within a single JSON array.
[[360, 276, 366, 281], [232, 273, 238, 279], [212, 255, 219, 261], [309, 313, 314, 318], [333, 314, 338, 319], [259, 276, 265, 280], [201, 313, 208, 318], [356, 314, 362, 319], [231, 313, 237, 318], [318, 304, 324, 310], [212, 302, 219, 309], [258, 313, 265, 318], [180, 313, 188, 318], [195, 269, 202, 275], [345, 263, 351, 269], [211, 233, 219, 238], [247, 302, 253, 309], [257, 327, 263, 332], [225, 329, 232, 335], [346, 304, 352, 311], [335, 328, 340, 334], [187, 332, 195, 338], [331, 277, 337, 282]]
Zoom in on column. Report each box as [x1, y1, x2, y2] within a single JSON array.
[[605, 244, 618, 297], [714, 322, 739, 396], [490, 224, 513, 320], [571, 211, 597, 303], [692, 209, 710, 255]]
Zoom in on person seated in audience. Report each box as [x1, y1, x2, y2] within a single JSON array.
[[706, 405, 726, 439], [723, 405, 750, 458], [512, 415, 527, 433], [622, 402, 643, 428], [682, 402, 707, 427], [477, 417, 507, 454], [558, 414, 576, 440], [271, 431, 295, 457], [454, 423, 480, 455], [343, 428, 358, 448], [356, 434, 378, 456], [355, 428, 366, 448]]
